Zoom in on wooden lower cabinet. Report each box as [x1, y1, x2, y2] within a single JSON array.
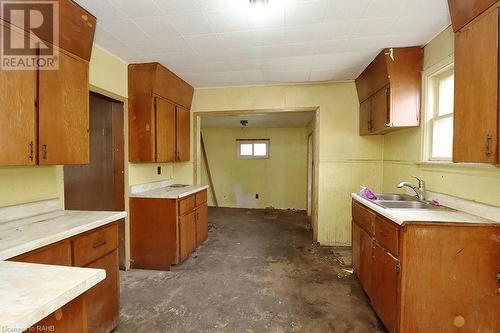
[[352, 199, 500, 333], [85, 249, 119, 333], [8, 222, 120, 333], [130, 189, 209, 269], [30, 294, 87, 333], [372, 243, 399, 333], [179, 211, 197, 262]]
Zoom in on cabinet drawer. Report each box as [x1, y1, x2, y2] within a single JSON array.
[[195, 190, 207, 207], [72, 223, 118, 267], [352, 200, 375, 236], [179, 195, 195, 216], [375, 216, 399, 257], [9, 240, 72, 266]]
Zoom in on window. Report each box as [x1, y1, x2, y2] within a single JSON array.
[[425, 66, 454, 161], [237, 139, 269, 158]]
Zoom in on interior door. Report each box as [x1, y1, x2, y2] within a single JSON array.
[[176, 105, 191, 161], [371, 85, 390, 133], [179, 211, 196, 262], [372, 243, 399, 333], [0, 24, 37, 166], [453, 8, 498, 163], [39, 48, 89, 165], [155, 97, 176, 162]]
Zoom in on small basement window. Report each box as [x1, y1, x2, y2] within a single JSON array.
[[237, 139, 269, 159]]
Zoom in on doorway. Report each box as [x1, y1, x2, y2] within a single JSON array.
[[64, 92, 125, 267]]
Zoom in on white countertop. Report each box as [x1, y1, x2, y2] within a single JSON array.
[[130, 184, 209, 199], [0, 261, 105, 332], [0, 210, 127, 261], [352, 193, 498, 226]]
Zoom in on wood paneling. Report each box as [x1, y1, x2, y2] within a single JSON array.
[[155, 97, 176, 162], [179, 211, 196, 262], [196, 203, 208, 246], [39, 48, 89, 165], [352, 200, 375, 236], [31, 294, 87, 333], [9, 240, 72, 266], [448, 0, 499, 31], [72, 223, 118, 267], [85, 249, 119, 333], [0, 24, 37, 166], [176, 106, 191, 162], [453, 7, 499, 163], [400, 224, 500, 333], [372, 244, 399, 333], [130, 198, 178, 270]]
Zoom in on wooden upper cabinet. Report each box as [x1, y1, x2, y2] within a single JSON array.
[[39, 48, 90, 165], [448, 0, 499, 32], [0, 25, 37, 167], [155, 97, 176, 162], [453, 6, 499, 163], [128, 63, 194, 163], [0, 0, 96, 61], [355, 47, 423, 136], [176, 106, 191, 162]]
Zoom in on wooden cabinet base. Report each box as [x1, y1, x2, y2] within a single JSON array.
[[31, 294, 87, 333], [352, 199, 500, 333]]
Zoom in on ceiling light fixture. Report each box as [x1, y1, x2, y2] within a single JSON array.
[[249, 0, 269, 6]]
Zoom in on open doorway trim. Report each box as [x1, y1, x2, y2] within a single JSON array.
[[192, 107, 320, 243]]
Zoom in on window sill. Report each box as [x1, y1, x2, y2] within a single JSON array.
[[416, 161, 500, 169]]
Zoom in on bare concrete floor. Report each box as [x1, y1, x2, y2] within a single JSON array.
[[116, 207, 385, 333]]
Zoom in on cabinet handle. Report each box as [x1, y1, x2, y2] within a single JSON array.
[[485, 135, 493, 156], [92, 239, 107, 249], [28, 141, 34, 161], [42, 144, 47, 160], [367, 120, 372, 131]]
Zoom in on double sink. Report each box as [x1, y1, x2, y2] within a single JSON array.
[[370, 194, 453, 211]]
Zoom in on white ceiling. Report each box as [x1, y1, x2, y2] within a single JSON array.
[[201, 112, 315, 128], [75, 0, 450, 88]]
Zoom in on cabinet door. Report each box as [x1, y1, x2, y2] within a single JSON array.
[[359, 228, 374, 299], [372, 244, 399, 333], [39, 49, 89, 165], [359, 99, 372, 135], [352, 222, 361, 276], [179, 211, 196, 262], [0, 25, 37, 166], [196, 203, 208, 246], [155, 97, 176, 162], [371, 86, 390, 133], [176, 106, 190, 161], [448, 0, 498, 31], [85, 249, 119, 333], [454, 8, 498, 163], [31, 294, 87, 333]]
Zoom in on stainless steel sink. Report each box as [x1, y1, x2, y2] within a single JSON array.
[[375, 200, 453, 211], [374, 194, 416, 201]]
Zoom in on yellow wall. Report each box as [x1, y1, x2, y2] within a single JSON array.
[[200, 127, 309, 209], [383, 26, 500, 207], [191, 83, 384, 246]]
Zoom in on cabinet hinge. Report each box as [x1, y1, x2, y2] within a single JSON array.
[[396, 264, 401, 274]]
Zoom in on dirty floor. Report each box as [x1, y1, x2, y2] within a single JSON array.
[[116, 207, 385, 333]]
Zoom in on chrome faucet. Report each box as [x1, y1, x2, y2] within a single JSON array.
[[397, 176, 426, 201]]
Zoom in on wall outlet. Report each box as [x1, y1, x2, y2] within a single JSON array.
[[157, 166, 162, 175], [255, 194, 259, 199]]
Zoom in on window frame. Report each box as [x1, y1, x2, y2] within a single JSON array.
[[236, 139, 270, 159], [422, 57, 455, 162]]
